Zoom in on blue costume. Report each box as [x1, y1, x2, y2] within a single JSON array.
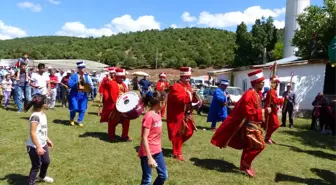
[[207, 80, 229, 129], [68, 61, 92, 125]]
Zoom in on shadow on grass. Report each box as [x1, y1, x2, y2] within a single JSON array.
[[3, 107, 18, 112], [278, 144, 336, 161], [190, 158, 239, 173], [52, 119, 70, 126], [87, 112, 99, 116], [281, 130, 336, 150], [79, 132, 127, 143], [275, 168, 336, 185], [0, 174, 27, 185], [20, 116, 30, 120], [134, 146, 173, 157]]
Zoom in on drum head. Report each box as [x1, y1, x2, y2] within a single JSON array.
[[116, 92, 140, 113]]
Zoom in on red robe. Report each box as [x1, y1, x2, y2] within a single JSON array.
[[263, 89, 284, 140], [211, 88, 266, 169], [167, 81, 196, 156], [99, 78, 118, 123], [211, 89, 264, 150], [156, 80, 170, 117]]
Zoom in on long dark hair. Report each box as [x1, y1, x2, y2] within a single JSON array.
[[25, 94, 46, 112], [143, 91, 161, 108]]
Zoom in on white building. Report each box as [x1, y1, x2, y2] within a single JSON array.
[[208, 57, 329, 116]]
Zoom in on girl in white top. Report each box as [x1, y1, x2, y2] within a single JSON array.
[[25, 94, 54, 185], [1, 74, 13, 110]]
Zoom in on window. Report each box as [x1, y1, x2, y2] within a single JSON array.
[[203, 87, 210, 96], [242, 79, 248, 92], [227, 88, 244, 96]]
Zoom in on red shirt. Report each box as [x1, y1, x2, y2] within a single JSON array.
[[61, 76, 70, 85], [138, 111, 162, 157], [49, 75, 58, 89]]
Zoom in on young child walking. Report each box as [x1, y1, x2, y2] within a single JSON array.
[[25, 94, 54, 185], [138, 92, 168, 185], [1, 74, 13, 110]]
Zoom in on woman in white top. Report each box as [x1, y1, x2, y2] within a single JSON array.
[[25, 94, 54, 185]]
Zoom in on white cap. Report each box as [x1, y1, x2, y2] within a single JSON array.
[[66, 70, 71, 74], [48, 66, 52, 69]]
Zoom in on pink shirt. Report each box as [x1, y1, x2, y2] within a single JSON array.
[[138, 111, 162, 157]]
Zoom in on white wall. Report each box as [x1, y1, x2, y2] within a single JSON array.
[[232, 63, 326, 110]]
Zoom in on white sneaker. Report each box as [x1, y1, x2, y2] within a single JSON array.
[[38, 176, 54, 183]]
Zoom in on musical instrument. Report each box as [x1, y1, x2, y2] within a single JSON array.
[[192, 91, 203, 109], [78, 74, 91, 93], [116, 91, 144, 120], [179, 87, 198, 135]]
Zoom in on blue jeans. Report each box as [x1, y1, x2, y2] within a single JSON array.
[[15, 85, 32, 111], [140, 152, 168, 185], [91, 87, 98, 100]]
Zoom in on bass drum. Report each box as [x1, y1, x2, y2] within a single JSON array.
[[116, 91, 144, 120]]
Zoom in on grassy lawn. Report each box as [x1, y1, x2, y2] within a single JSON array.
[[0, 102, 335, 185]]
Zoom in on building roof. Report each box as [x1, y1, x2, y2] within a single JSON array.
[[0, 59, 108, 71], [207, 68, 233, 75], [253, 56, 302, 68]]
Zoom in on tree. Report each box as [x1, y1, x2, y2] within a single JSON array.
[[234, 22, 252, 67], [293, 0, 336, 58], [271, 41, 284, 60]]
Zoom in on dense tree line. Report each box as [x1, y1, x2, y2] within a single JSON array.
[[293, 0, 335, 59], [0, 22, 282, 68]]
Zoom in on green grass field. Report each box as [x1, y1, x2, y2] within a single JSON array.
[[0, 102, 335, 185]]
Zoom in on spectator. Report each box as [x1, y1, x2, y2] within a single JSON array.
[[90, 71, 99, 101], [310, 92, 323, 130], [48, 69, 58, 109], [138, 76, 152, 98], [281, 83, 297, 128], [30, 63, 50, 97], [60, 71, 71, 108], [14, 62, 32, 112], [1, 74, 13, 110]]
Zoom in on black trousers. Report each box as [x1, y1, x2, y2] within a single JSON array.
[[27, 145, 50, 185], [282, 106, 294, 127], [310, 109, 318, 129]]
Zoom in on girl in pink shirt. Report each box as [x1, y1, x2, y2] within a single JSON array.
[[139, 92, 168, 185]]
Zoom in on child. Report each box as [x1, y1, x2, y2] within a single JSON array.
[[1, 74, 13, 110], [138, 92, 168, 185], [25, 94, 54, 185]]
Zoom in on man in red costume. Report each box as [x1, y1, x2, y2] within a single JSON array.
[[156, 72, 170, 117], [97, 67, 115, 115], [100, 68, 132, 142], [263, 76, 284, 144], [167, 67, 197, 161], [211, 69, 266, 177]]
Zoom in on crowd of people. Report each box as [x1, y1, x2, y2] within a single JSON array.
[[2, 55, 335, 185]]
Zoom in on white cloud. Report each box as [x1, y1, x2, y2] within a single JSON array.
[[17, 1, 42, 12], [48, 0, 60, 5], [181, 12, 197, 22], [0, 20, 27, 40], [274, 20, 285, 29], [108, 15, 160, 33], [170, 24, 178, 29], [197, 6, 286, 28], [56, 14, 160, 37], [56, 22, 114, 37]]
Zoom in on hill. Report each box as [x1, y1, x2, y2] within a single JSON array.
[[0, 28, 236, 69]]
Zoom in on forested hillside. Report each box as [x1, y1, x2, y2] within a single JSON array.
[[0, 20, 284, 69]]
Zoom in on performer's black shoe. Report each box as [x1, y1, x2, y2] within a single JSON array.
[[281, 124, 286, 127]]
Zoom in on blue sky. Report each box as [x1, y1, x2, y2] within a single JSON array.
[[0, 0, 323, 39]]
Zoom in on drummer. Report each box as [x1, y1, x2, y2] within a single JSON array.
[[101, 68, 132, 142]]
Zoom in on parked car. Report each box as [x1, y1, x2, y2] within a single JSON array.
[[201, 86, 244, 111]]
